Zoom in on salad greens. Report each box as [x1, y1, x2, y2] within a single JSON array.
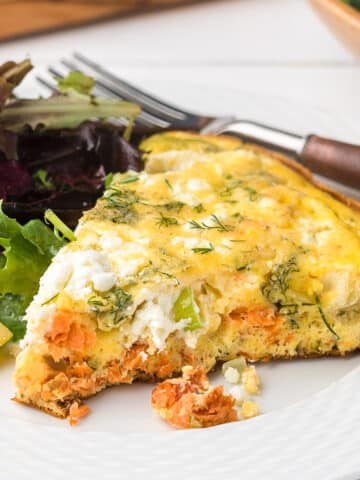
[[0, 65, 140, 131], [0, 59, 33, 109], [56, 71, 95, 95], [0, 204, 66, 346], [0, 92, 140, 132], [0, 61, 142, 348]]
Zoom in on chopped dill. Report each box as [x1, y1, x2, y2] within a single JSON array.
[[193, 203, 205, 213], [315, 294, 339, 340], [219, 178, 244, 197], [41, 293, 59, 306], [262, 256, 298, 305], [220, 177, 259, 201], [155, 270, 180, 285], [164, 178, 173, 190], [105, 188, 140, 207], [88, 288, 132, 331], [236, 264, 249, 272], [156, 213, 179, 228], [161, 201, 185, 213], [116, 175, 139, 185], [287, 318, 299, 329], [278, 302, 313, 315], [192, 243, 214, 254], [188, 214, 233, 232], [231, 212, 245, 221], [243, 186, 258, 201]]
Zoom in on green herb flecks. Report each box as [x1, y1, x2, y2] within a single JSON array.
[[156, 213, 179, 228], [103, 188, 141, 224], [161, 201, 185, 213], [189, 214, 233, 232], [192, 243, 214, 255], [105, 188, 140, 207], [44, 209, 75, 242], [231, 212, 245, 221], [193, 203, 205, 213], [88, 287, 132, 331], [243, 186, 258, 201], [220, 176, 259, 201], [155, 269, 180, 285], [315, 294, 339, 340], [164, 178, 173, 191], [262, 256, 298, 306], [41, 293, 59, 306], [116, 174, 139, 185], [219, 178, 244, 197], [236, 264, 249, 272]]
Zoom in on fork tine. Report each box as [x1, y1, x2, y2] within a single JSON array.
[[56, 61, 170, 128], [72, 52, 193, 121], [42, 67, 169, 129], [36, 75, 57, 92]]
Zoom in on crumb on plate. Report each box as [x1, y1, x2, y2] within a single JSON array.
[[68, 401, 90, 426], [240, 400, 259, 419], [151, 365, 238, 429], [242, 365, 261, 395]]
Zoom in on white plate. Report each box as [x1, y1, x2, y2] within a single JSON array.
[[1, 79, 360, 479]]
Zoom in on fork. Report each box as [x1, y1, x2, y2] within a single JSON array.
[[36, 52, 360, 190]]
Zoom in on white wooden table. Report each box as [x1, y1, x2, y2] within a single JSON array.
[[0, 0, 358, 139]]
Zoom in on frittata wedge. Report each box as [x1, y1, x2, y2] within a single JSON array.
[[14, 131, 360, 421]]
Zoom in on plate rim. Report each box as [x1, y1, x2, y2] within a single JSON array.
[[2, 80, 360, 480]]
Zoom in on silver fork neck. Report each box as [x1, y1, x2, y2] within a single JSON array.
[[203, 119, 306, 156]]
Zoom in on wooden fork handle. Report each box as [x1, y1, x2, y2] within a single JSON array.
[[301, 135, 360, 189]]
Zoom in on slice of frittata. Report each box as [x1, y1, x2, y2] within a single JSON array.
[[14, 131, 360, 420]]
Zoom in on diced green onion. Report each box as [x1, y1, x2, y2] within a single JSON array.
[[44, 209, 75, 242], [173, 287, 202, 331]]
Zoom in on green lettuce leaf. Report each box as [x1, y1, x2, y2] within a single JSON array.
[[0, 91, 140, 132], [56, 71, 95, 95], [0, 294, 27, 342], [0, 204, 65, 344]]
